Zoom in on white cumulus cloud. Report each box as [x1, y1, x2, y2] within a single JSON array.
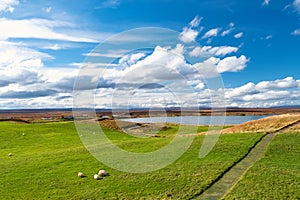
[[225, 82, 256, 99], [179, 16, 203, 43], [193, 57, 220, 78], [0, 41, 52, 86], [243, 91, 289, 101], [256, 77, 300, 89], [110, 45, 193, 84], [118, 52, 146, 67], [0, 41, 51, 69], [179, 27, 199, 43], [217, 55, 249, 73], [223, 77, 300, 107], [0, 0, 19, 13]]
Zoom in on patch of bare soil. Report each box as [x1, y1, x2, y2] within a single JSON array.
[[98, 119, 172, 138]]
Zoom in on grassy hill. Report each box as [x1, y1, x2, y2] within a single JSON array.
[[222, 114, 300, 133], [0, 121, 299, 199]]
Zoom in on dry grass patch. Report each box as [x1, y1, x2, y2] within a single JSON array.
[[222, 113, 300, 134], [282, 121, 300, 133]]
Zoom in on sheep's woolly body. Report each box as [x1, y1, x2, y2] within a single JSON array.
[[98, 170, 107, 177], [94, 174, 100, 180], [78, 172, 84, 177]]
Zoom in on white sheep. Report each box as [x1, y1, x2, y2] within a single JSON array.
[[78, 172, 84, 177], [8, 153, 13, 157], [93, 174, 100, 180], [98, 169, 107, 177]]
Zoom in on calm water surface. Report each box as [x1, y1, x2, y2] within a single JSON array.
[[121, 115, 271, 125]]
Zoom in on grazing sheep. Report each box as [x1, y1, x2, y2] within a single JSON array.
[[98, 169, 107, 177], [22, 133, 26, 136], [8, 153, 13, 156], [93, 174, 100, 180], [78, 172, 84, 177]]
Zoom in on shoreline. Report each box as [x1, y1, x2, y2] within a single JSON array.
[[0, 108, 299, 122]]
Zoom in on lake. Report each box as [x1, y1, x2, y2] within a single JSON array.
[[120, 115, 271, 125]]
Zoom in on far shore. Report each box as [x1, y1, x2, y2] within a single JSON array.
[[0, 107, 299, 123]]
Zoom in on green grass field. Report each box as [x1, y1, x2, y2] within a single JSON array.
[[0, 121, 298, 199], [224, 132, 300, 200]]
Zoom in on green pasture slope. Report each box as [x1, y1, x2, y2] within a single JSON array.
[[0, 121, 298, 199], [224, 132, 300, 199]]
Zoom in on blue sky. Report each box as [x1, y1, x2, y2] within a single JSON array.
[[0, 0, 299, 108]]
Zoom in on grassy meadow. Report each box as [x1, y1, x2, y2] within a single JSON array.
[[224, 132, 300, 199], [0, 121, 298, 199]]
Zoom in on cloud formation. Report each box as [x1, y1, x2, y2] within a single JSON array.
[[189, 16, 202, 27], [179, 28, 199, 43], [0, 41, 52, 87], [0, 7, 298, 109], [43, 6, 52, 13], [202, 28, 220, 39], [256, 77, 300, 89], [217, 55, 249, 73], [234, 32, 243, 38], [179, 16, 202, 43], [0, 18, 98, 42], [0, 14, 252, 108], [97, 0, 120, 9], [225, 77, 300, 104], [197, 76, 300, 108], [262, 0, 271, 6], [293, 0, 300, 13], [291, 29, 300, 35], [221, 22, 235, 36], [0, 0, 18, 13], [190, 46, 238, 57]]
